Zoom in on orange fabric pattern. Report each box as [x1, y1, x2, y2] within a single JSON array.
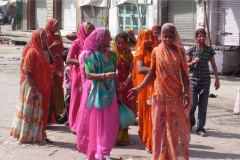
[[45, 19, 64, 116], [132, 29, 158, 152], [151, 23, 192, 160]]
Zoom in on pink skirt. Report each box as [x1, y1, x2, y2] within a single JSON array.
[[69, 65, 82, 132], [76, 80, 119, 160]]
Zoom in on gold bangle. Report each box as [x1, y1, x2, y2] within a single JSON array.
[[184, 94, 190, 97], [137, 86, 142, 91]]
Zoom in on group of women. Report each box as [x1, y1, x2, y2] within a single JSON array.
[[10, 17, 220, 160]]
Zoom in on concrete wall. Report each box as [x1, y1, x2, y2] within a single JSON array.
[[22, 3, 27, 31], [222, 51, 240, 75], [76, 3, 81, 34], [209, 50, 223, 74]]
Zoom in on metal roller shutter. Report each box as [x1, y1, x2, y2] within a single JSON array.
[[61, 0, 76, 31], [35, 0, 46, 29], [218, 0, 240, 46], [168, 0, 196, 42]]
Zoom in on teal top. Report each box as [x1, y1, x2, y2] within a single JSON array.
[[84, 51, 117, 73], [84, 51, 117, 110]]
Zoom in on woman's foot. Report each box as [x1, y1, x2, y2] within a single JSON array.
[[198, 131, 207, 137], [145, 146, 152, 154]]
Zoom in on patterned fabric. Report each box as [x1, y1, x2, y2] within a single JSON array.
[[151, 23, 191, 160], [10, 30, 52, 142], [123, 28, 137, 43], [45, 19, 64, 116], [151, 25, 161, 33], [134, 28, 158, 51], [187, 44, 215, 94], [114, 33, 134, 64], [86, 51, 116, 110]]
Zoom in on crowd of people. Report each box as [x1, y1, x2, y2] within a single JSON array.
[[0, 12, 11, 25], [9, 18, 220, 160]]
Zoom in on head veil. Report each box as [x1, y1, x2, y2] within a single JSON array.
[[135, 28, 158, 51]]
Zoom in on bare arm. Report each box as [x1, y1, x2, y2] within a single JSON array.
[[86, 72, 116, 81], [187, 55, 201, 68], [20, 57, 24, 73], [137, 61, 150, 74], [210, 56, 220, 90], [66, 57, 79, 66], [181, 70, 190, 94]]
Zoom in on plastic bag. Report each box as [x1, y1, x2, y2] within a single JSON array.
[[234, 85, 240, 115], [118, 103, 135, 130]]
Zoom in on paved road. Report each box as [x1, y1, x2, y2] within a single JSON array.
[[0, 45, 239, 160]]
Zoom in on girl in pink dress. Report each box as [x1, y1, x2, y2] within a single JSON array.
[[66, 22, 95, 133]]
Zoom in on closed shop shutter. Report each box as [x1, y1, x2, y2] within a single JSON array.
[[168, 0, 196, 42], [82, 6, 108, 28], [218, 0, 240, 46], [61, 0, 76, 31], [35, 0, 46, 29]]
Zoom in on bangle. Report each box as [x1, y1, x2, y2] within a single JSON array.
[[137, 86, 142, 91], [123, 82, 127, 86], [184, 94, 190, 97], [103, 73, 105, 79], [31, 88, 37, 93]]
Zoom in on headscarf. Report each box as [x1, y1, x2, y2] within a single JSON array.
[[36, 28, 51, 53], [123, 28, 137, 43], [135, 28, 158, 51], [113, 33, 134, 64], [75, 22, 95, 49], [151, 25, 161, 34], [79, 27, 106, 85], [154, 23, 192, 108]]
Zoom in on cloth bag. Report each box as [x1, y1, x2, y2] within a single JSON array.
[[234, 85, 240, 115], [118, 103, 135, 130]]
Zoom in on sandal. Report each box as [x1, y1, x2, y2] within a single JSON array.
[[42, 138, 53, 143], [209, 93, 217, 98]]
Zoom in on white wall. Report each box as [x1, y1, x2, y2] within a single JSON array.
[[209, 50, 223, 74]]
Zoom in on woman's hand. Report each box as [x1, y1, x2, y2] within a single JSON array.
[[192, 57, 201, 65], [215, 79, 220, 90], [120, 82, 127, 90], [105, 72, 117, 79], [50, 41, 61, 49], [128, 87, 141, 100], [183, 96, 189, 108], [32, 91, 38, 100]]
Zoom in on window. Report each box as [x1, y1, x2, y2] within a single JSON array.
[[117, 3, 148, 36]]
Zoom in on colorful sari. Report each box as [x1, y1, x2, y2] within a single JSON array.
[[132, 29, 158, 152], [10, 30, 52, 142], [68, 22, 95, 132], [150, 23, 191, 160], [114, 34, 135, 143], [45, 19, 64, 119], [76, 28, 119, 160]]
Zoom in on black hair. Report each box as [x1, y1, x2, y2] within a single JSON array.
[[62, 49, 69, 63], [162, 25, 175, 35], [154, 26, 161, 31], [115, 33, 128, 43]]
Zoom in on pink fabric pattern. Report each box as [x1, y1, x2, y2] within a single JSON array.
[[76, 27, 119, 160], [67, 23, 95, 132]]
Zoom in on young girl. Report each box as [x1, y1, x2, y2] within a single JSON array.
[[114, 33, 135, 144]]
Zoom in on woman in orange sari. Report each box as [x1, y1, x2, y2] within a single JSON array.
[[129, 23, 191, 160], [132, 28, 158, 152], [45, 19, 64, 122], [10, 30, 52, 143]]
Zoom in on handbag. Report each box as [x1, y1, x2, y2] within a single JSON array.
[[118, 103, 135, 130], [234, 85, 240, 115]]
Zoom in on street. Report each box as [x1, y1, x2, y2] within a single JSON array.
[[0, 45, 239, 160]]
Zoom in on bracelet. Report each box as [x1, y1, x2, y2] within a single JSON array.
[[103, 73, 105, 79], [137, 86, 142, 91], [123, 82, 127, 86], [184, 94, 190, 97], [31, 88, 37, 93]]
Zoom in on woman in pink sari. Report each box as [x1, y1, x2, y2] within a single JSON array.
[[66, 22, 95, 133], [76, 28, 120, 160]]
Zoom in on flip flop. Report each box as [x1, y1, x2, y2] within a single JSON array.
[[209, 93, 217, 98]]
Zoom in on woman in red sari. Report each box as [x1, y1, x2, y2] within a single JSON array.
[[45, 19, 64, 122], [10, 30, 52, 143], [132, 28, 158, 153], [113, 33, 135, 144]]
